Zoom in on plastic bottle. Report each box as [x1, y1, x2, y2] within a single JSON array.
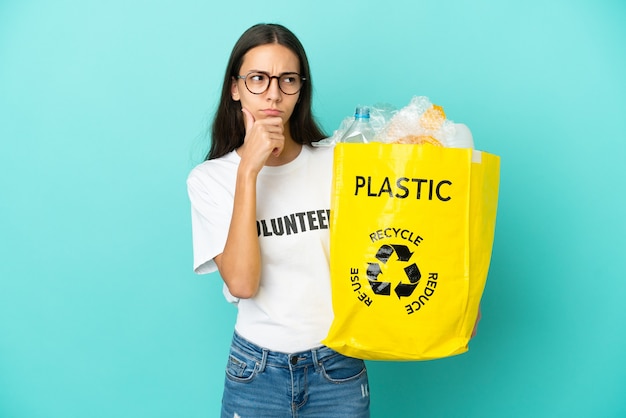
[[446, 123, 475, 148], [340, 106, 376, 143]]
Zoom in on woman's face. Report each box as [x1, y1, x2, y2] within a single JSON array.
[[231, 43, 301, 129]]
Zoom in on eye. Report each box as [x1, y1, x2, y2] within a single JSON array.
[[281, 74, 299, 85], [248, 72, 268, 84]]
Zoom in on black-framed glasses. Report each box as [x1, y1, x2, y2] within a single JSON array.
[[236, 71, 306, 95]]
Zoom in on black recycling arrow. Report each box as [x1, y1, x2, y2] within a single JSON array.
[[375, 244, 394, 264], [395, 264, 421, 298], [370, 280, 391, 296], [375, 244, 414, 264], [367, 263, 391, 295], [404, 263, 421, 283], [366, 262, 382, 280], [395, 282, 418, 298], [391, 244, 413, 262]]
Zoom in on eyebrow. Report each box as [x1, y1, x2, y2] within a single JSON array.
[[244, 70, 301, 75]]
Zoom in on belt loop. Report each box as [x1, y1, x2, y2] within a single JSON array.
[[311, 347, 322, 371], [258, 348, 268, 373]]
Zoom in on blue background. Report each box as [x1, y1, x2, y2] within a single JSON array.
[[1, 0, 625, 417]]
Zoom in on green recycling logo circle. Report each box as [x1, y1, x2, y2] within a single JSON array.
[[366, 244, 422, 298]]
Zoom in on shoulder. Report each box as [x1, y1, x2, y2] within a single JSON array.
[[188, 151, 239, 182], [300, 145, 335, 185], [305, 144, 335, 165], [187, 151, 239, 195]]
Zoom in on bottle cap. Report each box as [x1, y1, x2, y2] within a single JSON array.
[[354, 106, 370, 119]]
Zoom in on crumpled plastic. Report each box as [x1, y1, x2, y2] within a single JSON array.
[[314, 96, 474, 148], [314, 103, 396, 147]]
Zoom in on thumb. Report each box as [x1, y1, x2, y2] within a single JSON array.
[[241, 107, 255, 137]]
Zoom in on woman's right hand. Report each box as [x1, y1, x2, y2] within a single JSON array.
[[237, 107, 285, 174]]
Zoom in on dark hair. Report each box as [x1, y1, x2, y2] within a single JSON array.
[[206, 23, 326, 160]]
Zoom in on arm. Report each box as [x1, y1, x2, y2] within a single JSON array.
[[214, 108, 284, 299]]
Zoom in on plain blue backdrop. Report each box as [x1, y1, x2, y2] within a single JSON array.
[[1, 0, 625, 417]]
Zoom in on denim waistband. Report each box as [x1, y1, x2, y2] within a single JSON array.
[[230, 331, 339, 370]]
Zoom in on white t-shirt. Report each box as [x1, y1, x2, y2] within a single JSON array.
[[187, 145, 335, 353]]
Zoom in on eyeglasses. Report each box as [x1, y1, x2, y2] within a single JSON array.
[[236, 71, 306, 95]]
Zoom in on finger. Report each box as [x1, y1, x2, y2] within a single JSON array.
[[271, 145, 283, 156], [241, 107, 255, 136], [256, 116, 284, 130], [271, 136, 285, 157]]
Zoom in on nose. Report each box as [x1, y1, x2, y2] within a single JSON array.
[[265, 77, 282, 101]]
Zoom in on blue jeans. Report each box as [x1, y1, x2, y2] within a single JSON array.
[[221, 332, 370, 418]]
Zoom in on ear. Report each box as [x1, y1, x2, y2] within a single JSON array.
[[231, 77, 240, 101]]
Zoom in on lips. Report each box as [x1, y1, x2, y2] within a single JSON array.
[[261, 109, 282, 117]]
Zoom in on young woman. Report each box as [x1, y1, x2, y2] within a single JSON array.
[[187, 23, 370, 417]]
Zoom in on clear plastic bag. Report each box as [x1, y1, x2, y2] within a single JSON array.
[[314, 96, 474, 149]]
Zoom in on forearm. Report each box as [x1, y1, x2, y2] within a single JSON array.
[[216, 167, 262, 299], [214, 109, 286, 298]]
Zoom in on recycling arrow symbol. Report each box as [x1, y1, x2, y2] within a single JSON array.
[[366, 244, 422, 298]]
